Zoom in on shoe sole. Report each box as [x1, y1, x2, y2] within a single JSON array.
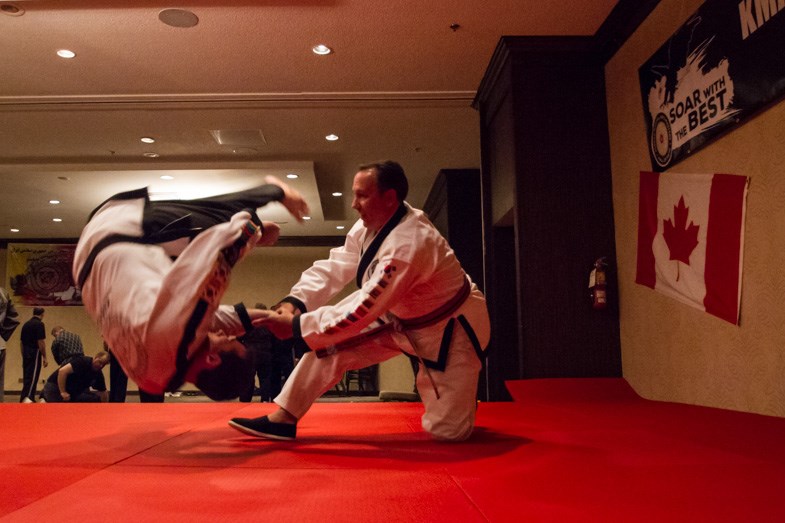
[[227, 420, 295, 441]]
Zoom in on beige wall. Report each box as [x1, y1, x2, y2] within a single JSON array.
[[1, 246, 414, 397], [606, 0, 785, 416]]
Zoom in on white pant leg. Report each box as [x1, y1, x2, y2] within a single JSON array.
[[275, 337, 402, 420], [418, 325, 482, 442]]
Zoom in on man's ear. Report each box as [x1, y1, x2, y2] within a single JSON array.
[[383, 188, 399, 208]]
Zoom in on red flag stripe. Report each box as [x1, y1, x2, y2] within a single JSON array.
[[635, 171, 659, 288], [703, 173, 747, 324]]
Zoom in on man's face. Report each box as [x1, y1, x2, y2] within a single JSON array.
[[92, 355, 109, 370], [351, 169, 397, 232]]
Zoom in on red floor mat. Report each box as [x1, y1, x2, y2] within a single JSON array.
[[3, 379, 785, 522]]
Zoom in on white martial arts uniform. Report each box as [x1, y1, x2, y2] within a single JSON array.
[[73, 189, 261, 394], [277, 203, 490, 441]]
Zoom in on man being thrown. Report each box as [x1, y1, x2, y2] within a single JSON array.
[[73, 176, 308, 400], [229, 161, 490, 441]]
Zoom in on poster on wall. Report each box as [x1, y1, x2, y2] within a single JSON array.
[[636, 171, 749, 324], [6, 243, 81, 306], [639, 0, 785, 171]]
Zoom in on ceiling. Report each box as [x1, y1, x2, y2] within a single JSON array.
[[0, 0, 619, 240]]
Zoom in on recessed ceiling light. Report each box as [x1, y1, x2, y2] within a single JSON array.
[[10, 228, 19, 233], [159, 8, 199, 28], [160, 175, 174, 180], [286, 174, 299, 179], [141, 137, 155, 144], [312, 44, 332, 55], [1, 4, 24, 16], [53, 218, 62, 222], [332, 192, 343, 197], [336, 225, 346, 230], [57, 49, 76, 58], [303, 216, 311, 221], [325, 134, 339, 141], [49, 199, 60, 205], [143, 152, 160, 158]]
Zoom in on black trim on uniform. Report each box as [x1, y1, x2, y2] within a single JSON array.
[[87, 187, 149, 221], [420, 314, 483, 372], [77, 234, 152, 288], [355, 203, 408, 288], [234, 303, 254, 335], [421, 318, 454, 372], [165, 299, 210, 393], [292, 314, 303, 342], [280, 296, 307, 314], [457, 314, 484, 360]]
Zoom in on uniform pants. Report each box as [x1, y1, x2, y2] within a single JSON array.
[[275, 324, 482, 441], [42, 382, 101, 403], [20, 350, 43, 402]]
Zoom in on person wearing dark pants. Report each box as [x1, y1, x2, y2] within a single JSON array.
[[42, 352, 109, 403], [238, 305, 275, 402], [19, 307, 48, 403], [107, 345, 128, 403]]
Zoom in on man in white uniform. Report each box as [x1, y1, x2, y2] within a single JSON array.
[[230, 161, 490, 441], [73, 176, 308, 400], [0, 287, 21, 402]]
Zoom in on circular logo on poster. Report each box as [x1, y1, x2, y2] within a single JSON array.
[[650, 112, 672, 168]]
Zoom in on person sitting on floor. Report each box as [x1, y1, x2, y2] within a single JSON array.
[[42, 352, 110, 403]]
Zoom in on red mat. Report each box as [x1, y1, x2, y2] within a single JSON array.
[[2, 379, 784, 522]]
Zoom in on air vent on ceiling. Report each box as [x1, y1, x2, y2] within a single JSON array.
[[209, 129, 267, 146]]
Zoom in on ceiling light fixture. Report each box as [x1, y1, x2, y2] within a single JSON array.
[[159, 8, 199, 28], [160, 175, 174, 180], [49, 200, 60, 205], [10, 228, 19, 233], [336, 225, 346, 230], [53, 218, 62, 222], [312, 44, 332, 55], [1, 3, 24, 16], [143, 152, 160, 158], [332, 192, 342, 197], [286, 174, 299, 179], [57, 49, 76, 59], [325, 134, 339, 141], [141, 137, 155, 144], [303, 216, 311, 221]]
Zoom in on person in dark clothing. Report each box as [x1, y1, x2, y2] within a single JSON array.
[[238, 303, 276, 402], [107, 342, 165, 403], [42, 352, 109, 403], [20, 307, 48, 403], [107, 343, 128, 403], [50, 326, 85, 365], [1, 287, 21, 403]]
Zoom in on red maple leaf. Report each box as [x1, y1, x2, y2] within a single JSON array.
[[662, 196, 700, 281]]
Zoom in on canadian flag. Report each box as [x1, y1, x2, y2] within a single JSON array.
[[636, 171, 749, 324]]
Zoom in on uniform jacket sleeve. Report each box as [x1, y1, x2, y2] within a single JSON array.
[[287, 220, 365, 311]]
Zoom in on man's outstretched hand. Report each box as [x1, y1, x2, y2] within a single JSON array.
[[252, 308, 295, 339]]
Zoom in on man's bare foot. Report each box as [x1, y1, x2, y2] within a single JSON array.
[[264, 175, 310, 223]]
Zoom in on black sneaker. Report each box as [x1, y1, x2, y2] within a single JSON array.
[[228, 416, 297, 440]]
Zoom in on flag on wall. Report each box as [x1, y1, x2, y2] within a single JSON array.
[[636, 171, 748, 324]]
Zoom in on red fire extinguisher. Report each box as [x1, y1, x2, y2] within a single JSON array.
[[589, 257, 608, 310]]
